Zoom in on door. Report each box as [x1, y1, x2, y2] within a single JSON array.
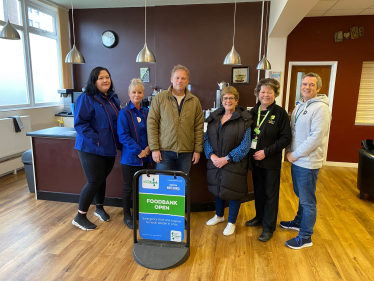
[[287, 65, 331, 117]]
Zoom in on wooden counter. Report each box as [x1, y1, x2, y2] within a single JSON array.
[[27, 127, 253, 212]]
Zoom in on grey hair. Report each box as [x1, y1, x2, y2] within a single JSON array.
[[171, 64, 190, 79], [303, 72, 322, 89]]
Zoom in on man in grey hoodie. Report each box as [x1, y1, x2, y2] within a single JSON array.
[[280, 72, 331, 249]]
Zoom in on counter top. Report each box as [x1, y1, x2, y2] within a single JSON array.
[[55, 113, 74, 117], [27, 127, 76, 139]]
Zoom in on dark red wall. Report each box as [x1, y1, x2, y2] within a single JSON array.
[[283, 16, 374, 163], [70, 2, 267, 110]]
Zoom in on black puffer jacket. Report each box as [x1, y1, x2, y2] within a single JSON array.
[[206, 106, 252, 200]]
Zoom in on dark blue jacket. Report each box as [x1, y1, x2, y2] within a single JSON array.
[[74, 91, 121, 157], [118, 101, 152, 166]]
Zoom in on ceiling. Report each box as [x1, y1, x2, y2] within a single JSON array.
[[50, 0, 374, 17], [306, 0, 374, 17], [49, 0, 261, 9]]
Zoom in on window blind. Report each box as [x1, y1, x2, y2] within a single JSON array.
[[355, 62, 374, 126]]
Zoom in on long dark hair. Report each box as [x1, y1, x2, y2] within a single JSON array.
[[84, 66, 115, 96]]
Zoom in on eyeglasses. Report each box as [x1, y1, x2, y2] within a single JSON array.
[[223, 97, 236, 101]]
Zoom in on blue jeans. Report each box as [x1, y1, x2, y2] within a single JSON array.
[[215, 196, 241, 224], [155, 151, 193, 175], [291, 164, 319, 239]]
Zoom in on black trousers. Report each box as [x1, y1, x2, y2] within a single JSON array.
[[78, 150, 116, 212], [121, 162, 148, 214], [252, 166, 281, 232]]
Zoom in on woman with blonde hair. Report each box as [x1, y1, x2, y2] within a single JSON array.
[[118, 78, 152, 229]]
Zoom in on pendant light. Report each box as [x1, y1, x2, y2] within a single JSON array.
[[0, 0, 21, 40], [224, 0, 241, 65], [136, 0, 156, 63], [256, 1, 271, 70], [65, 0, 85, 64]]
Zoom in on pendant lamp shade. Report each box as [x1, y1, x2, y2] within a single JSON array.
[[136, 43, 156, 63], [256, 1, 271, 70], [224, 46, 241, 65], [0, 20, 21, 40], [65, 44, 85, 64], [136, 0, 156, 63], [65, 0, 85, 64], [256, 55, 271, 70], [223, 0, 241, 65]]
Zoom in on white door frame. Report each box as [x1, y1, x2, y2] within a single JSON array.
[[285, 61, 338, 164]]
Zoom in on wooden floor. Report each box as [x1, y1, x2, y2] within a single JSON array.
[[0, 162, 373, 281]]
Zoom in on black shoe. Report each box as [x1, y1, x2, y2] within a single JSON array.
[[123, 213, 134, 229], [245, 217, 262, 227], [72, 213, 97, 231], [94, 207, 110, 222], [259, 231, 273, 242]]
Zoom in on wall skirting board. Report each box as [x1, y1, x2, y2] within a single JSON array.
[[36, 191, 255, 212], [325, 161, 358, 168]]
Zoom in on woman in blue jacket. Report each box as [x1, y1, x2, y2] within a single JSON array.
[[118, 78, 152, 229], [72, 67, 121, 231], [118, 78, 151, 229]]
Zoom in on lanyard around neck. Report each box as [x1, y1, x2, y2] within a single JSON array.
[[294, 102, 312, 124], [257, 108, 270, 129]]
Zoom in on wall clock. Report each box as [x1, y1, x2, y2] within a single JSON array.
[[101, 30, 118, 48]]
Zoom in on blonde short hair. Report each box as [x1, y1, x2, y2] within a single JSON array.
[[128, 78, 144, 92], [220, 86, 239, 101], [171, 64, 190, 79]]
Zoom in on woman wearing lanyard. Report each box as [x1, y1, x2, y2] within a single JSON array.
[[245, 78, 292, 242], [118, 79, 152, 229], [73, 67, 121, 231]]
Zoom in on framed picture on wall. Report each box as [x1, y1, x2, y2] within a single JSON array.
[[140, 68, 150, 83], [232, 67, 249, 84]]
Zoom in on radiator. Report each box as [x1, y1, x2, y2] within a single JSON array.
[[0, 116, 32, 160]]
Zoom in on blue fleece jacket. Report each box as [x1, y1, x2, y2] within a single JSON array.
[[74, 91, 121, 157], [117, 101, 152, 166]]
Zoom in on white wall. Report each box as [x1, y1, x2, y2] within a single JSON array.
[[0, 106, 63, 131], [266, 37, 288, 106]]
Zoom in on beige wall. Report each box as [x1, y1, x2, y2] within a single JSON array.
[[0, 106, 63, 131]]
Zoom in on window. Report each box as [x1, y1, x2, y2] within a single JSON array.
[[0, 29, 28, 106], [355, 62, 374, 126], [27, 6, 53, 32], [0, 0, 62, 109]]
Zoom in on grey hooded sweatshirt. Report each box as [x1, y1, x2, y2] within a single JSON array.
[[288, 94, 331, 169]]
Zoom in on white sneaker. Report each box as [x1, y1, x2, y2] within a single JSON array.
[[206, 215, 225, 226], [223, 223, 236, 236]]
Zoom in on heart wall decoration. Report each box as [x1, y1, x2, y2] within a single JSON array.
[[335, 26, 364, 43]]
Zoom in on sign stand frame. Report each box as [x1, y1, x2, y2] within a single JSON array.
[[132, 169, 190, 270]]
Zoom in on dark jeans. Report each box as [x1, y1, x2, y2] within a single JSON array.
[[78, 150, 115, 212], [121, 162, 148, 214], [215, 196, 241, 224], [155, 151, 193, 175], [291, 164, 319, 239], [252, 166, 281, 233]]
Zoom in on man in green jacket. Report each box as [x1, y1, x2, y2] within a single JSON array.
[[147, 64, 204, 175]]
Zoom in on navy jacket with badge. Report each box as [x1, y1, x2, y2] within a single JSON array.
[[249, 101, 291, 169], [117, 101, 152, 166], [74, 91, 121, 157]]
